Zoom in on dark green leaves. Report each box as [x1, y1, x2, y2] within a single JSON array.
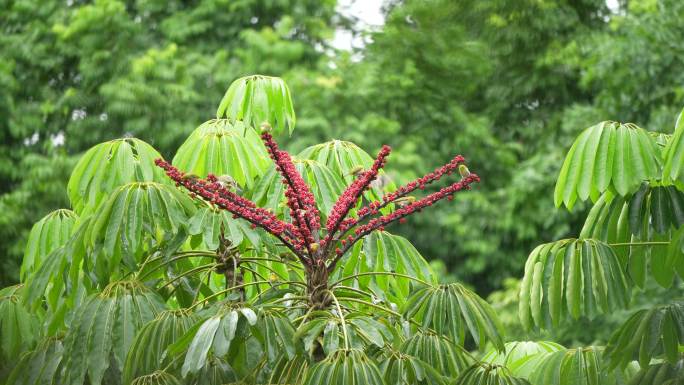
[[454, 363, 531, 385], [400, 332, 473, 378], [519, 239, 630, 329], [555, 122, 661, 209], [5, 338, 64, 385], [404, 283, 505, 351], [605, 302, 684, 368], [0, 285, 40, 363], [528, 346, 633, 385], [61, 281, 166, 385], [216, 75, 296, 135], [304, 349, 385, 385], [130, 371, 183, 385], [22, 209, 78, 280], [626, 359, 684, 385], [172, 119, 270, 188], [68, 138, 167, 214]]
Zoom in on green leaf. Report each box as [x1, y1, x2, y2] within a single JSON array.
[[663, 107, 684, 183], [454, 362, 531, 385], [529, 346, 628, 385], [303, 349, 385, 385], [22, 209, 78, 280], [5, 338, 64, 385], [400, 332, 473, 378], [216, 75, 296, 135]]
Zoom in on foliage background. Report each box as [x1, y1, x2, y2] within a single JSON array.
[[2, 0, 684, 347]]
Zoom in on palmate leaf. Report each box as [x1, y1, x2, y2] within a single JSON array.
[[626, 359, 684, 385], [299, 139, 396, 201], [529, 346, 633, 385], [84, 182, 196, 284], [519, 239, 631, 329], [172, 119, 270, 188], [0, 285, 41, 363], [187, 206, 261, 250], [249, 158, 346, 217], [554, 122, 661, 209], [605, 301, 684, 369], [663, 107, 684, 184], [130, 371, 183, 385], [581, 186, 684, 288], [216, 75, 296, 135], [453, 362, 531, 385], [379, 351, 448, 385], [399, 331, 473, 379], [333, 231, 436, 306], [22, 209, 78, 280], [61, 280, 166, 385], [403, 283, 505, 351], [123, 309, 201, 384], [481, 341, 565, 379], [67, 138, 168, 214], [303, 349, 385, 385], [268, 354, 310, 384], [5, 338, 64, 385], [180, 306, 259, 377]]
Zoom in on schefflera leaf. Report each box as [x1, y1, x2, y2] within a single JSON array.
[[663, 107, 684, 183], [400, 331, 473, 378], [626, 359, 684, 385], [22, 208, 78, 280], [130, 371, 183, 385], [84, 182, 196, 282], [123, 309, 201, 384], [0, 285, 41, 363], [68, 138, 167, 214], [249, 158, 346, 217], [554, 121, 661, 209], [403, 283, 505, 351], [529, 346, 633, 385], [481, 341, 565, 379], [303, 349, 385, 385], [379, 350, 448, 385], [333, 231, 436, 306], [605, 301, 684, 369], [518, 239, 631, 330], [172, 119, 270, 188], [216, 75, 296, 135], [187, 206, 261, 250], [453, 363, 531, 385], [581, 186, 684, 288], [299, 139, 397, 201], [61, 280, 166, 385], [5, 338, 64, 385]]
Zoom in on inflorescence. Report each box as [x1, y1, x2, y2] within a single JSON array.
[[155, 128, 479, 271]]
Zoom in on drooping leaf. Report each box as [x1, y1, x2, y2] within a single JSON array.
[[186, 206, 261, 251], [0, 285, 41, 364], [663, 107, 684, 183], [400, 332, 473, 378], [22, 209, 78, 280], [519, 239, 630, 329], [555, 122, 661, 209], [216, 75, 296, 135], [67, 138, 167, 214], [130, 371, 183, 385], [529, 346, 631, 385], [5, 338, 64, 385], [403, 283, 505, 351], [379, 350, 449, 385], [605, 301, 684, 369], [626, 359, 684, 385], [453, 362, 531, 385], [172, 119, 270, 188], [60, 280, 166, 385], [481, 341, 566, 379], [303, 349, 386, 385]]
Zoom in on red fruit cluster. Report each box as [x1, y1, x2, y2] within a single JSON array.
[[156, 132, 479, 271]]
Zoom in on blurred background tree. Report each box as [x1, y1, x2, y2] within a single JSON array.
[[2, 0, 684, 334]]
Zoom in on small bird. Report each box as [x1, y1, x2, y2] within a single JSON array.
[[370, 173, 391, 190], [348, 165, 365, 177], [394, 196, 416, 207], [217, 175, 243, 194], [458, 164, 471, 178], [260, 122, 272, 133], [309, 243, 320, 253]]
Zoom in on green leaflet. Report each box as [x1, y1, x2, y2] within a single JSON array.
[[60, 281, 166, 385], [555, 122, 661, 209], [22, 209, 78, 280], [403, 283, 505, 351], [605, 301, 684, 369], [0, 285, 41, 364], [84, 182, 195, 284], [663, 107, 684, 183], [581, 185, 684, 288], [216, 75, 296, 135], [68, 138, 167, 215], [5, 338, 64, 385], [303, 349, 386, 385], [519, 239, 630, 329], [123, 309, 200, 384], [625, 359, 684, 385], [400, 332, 473, 378], [454, 362, 531, 385], [130, 371, 183, 385], [529, 346, 631, 385], [172, 119, 270, 188]]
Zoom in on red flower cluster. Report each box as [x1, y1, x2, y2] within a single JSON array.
[[156, 132, 479, 271]]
